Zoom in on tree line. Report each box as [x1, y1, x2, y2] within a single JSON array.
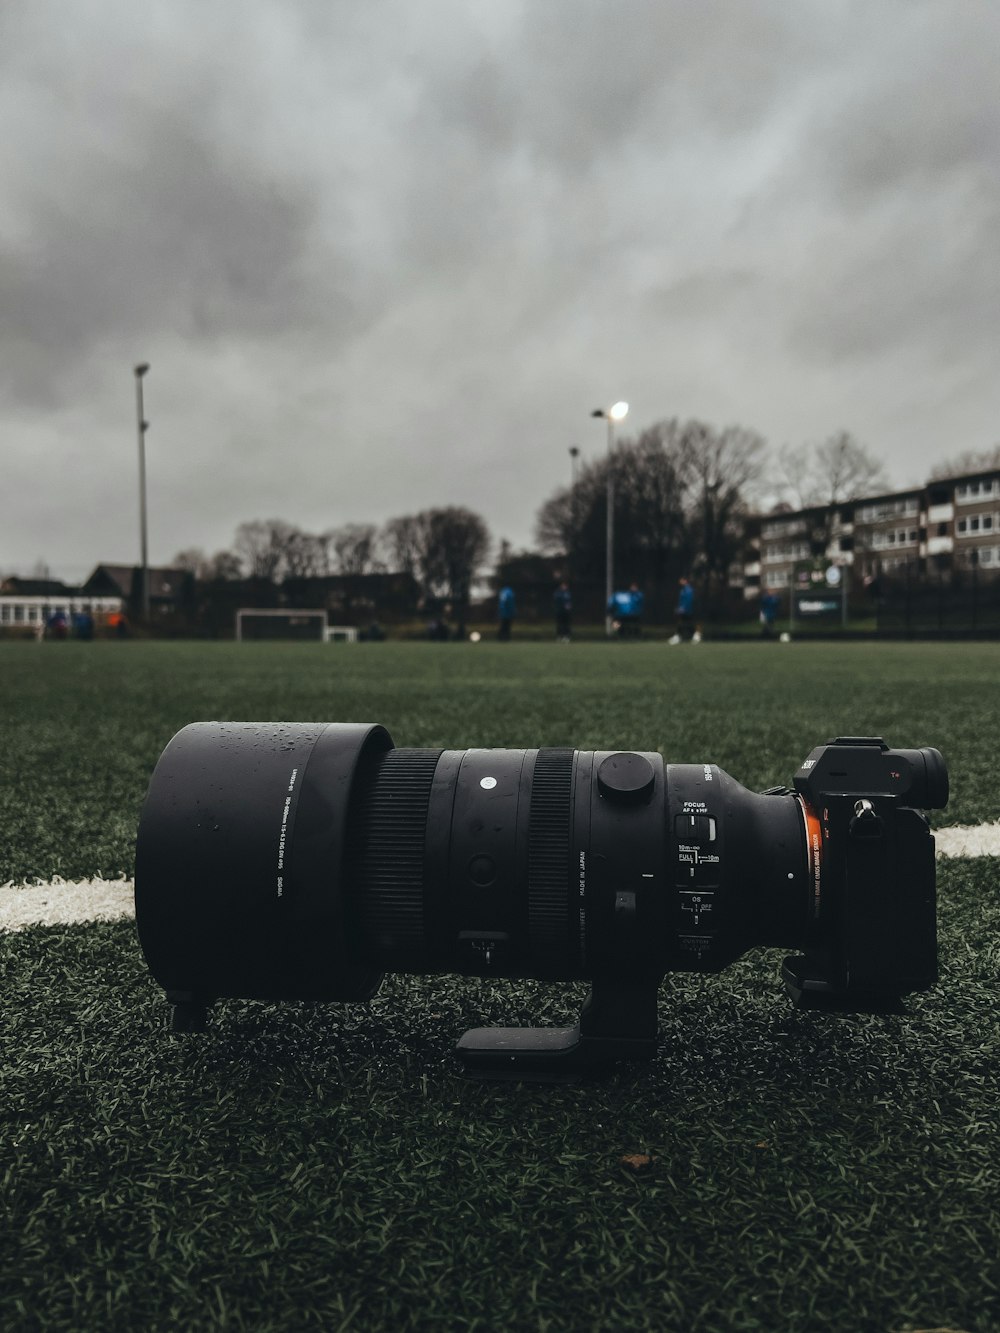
[[171, 421, 991, 620], [174, 507, 491, 621], [533, 421, 890, 613]]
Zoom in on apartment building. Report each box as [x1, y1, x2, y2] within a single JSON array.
[[746, 467, 1000, 596], [948, 472, 1000, 573], [851, 488, 923, 580], [747, 503, 852, 593]]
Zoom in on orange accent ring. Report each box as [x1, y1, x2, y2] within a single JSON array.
[[798, 798, 823, 920]]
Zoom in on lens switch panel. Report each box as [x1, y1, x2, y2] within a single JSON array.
[[674, 814, 716, 843]]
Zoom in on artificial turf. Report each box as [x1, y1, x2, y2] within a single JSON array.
[[1, 639, 999, 1331], [1, 638, 997, 884], [2, 861, 998, 1332]]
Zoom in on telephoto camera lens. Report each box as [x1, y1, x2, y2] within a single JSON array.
[[135, 723, 947, 1076]]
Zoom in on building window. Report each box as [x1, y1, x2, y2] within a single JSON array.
[[957, 513, 998, 537], [761, 519, 806, 540], [762, 541, 810, 564], [956, 479, 1000, 503], [856, 498, 919, 523], [870, 528, 918, 550]]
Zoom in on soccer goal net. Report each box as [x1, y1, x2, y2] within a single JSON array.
[[235, 609, 328, 642]]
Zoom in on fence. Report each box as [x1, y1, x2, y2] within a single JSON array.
[[874, 573, 1000, 635]]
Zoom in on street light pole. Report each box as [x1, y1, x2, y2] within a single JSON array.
[[568, 445, 580, 582], [591, 401, 628, 636], [134, 362, 150, 623]]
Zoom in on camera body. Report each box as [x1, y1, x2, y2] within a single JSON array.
[[782, 736, 944, 1007], [135, 725, 946, 1078]]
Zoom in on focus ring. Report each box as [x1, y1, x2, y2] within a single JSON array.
[[352, 748, 442, 967], [527, 747, 575, 974]]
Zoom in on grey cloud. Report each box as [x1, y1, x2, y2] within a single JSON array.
[[775, 12, 1000, 365], [1, 0, 998, 579], [809, 13, 1000, 204], [424, 2, 823, 173], [0, 1, 391, 410], [1, 108, 345, 408], [789, 188, 1000, 366]]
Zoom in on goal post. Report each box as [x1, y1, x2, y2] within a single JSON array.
[[235, 609, 328, 642]]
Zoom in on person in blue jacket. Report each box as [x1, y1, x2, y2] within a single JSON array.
[[674, 577, 695, 641], [759, 588, 781, 637], [608, 583, 644, 637], [497, 585, 516, 640]]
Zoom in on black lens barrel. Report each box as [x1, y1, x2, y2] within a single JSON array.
[[134, 723, 820, 1004], [346, 743, 663, 981]]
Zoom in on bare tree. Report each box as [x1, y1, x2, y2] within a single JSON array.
[[172, 548, 210, 578], [233, 519, 319, 582], [381, 507, 489, 630], [330, 523, 380, 576], [381, 514, 428, 580], [234, 520, 285, 581], [929, 444, 1000, 480], [687, 423, 767, 601], [779, 430, 887, 509], [283, 529, 327, 579], [534, 489, 574, 557], [535, 416, 769, 616], [427, 508, 490, 601], [205, 550, 243, 581], [420, 507, 490, 633], [535, 421, 694, 583], [175, 547, 241, 581]]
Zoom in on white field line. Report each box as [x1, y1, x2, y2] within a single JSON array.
[[0, 878, 134, 932], [933, 821, 1000, 858], [1, 824, 997, 932]]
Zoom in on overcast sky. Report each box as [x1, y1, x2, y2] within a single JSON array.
[[3, 0, 998, 581]]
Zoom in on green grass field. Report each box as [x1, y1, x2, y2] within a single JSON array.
[[2, 640, 999, 1331]]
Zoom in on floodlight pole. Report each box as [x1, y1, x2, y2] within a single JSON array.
[[604, 416, 614, 636], [134, 362, 151, 623], [592, 402, 628, 636]]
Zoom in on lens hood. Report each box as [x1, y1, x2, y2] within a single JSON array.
[[135, 721, 390, 1003]]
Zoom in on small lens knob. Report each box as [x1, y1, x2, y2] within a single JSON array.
[[597, 752, 655, 805]]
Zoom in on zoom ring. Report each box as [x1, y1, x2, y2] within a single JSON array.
[[527, 748, 575, 974], [354, 748, 442, 965]]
